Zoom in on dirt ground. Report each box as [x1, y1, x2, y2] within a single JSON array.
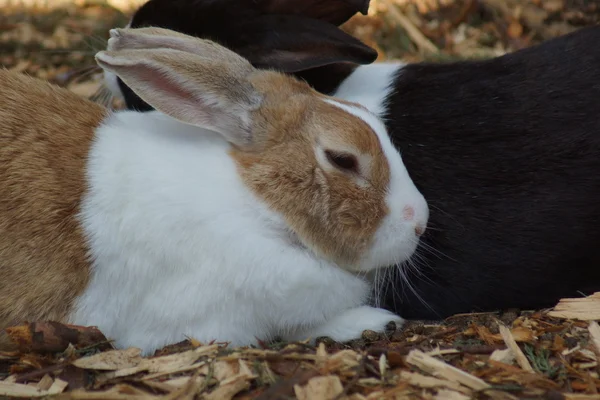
[[1, 0, 600, 399]]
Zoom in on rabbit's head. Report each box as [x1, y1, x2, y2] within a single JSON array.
[[98, 27, 427, 272]]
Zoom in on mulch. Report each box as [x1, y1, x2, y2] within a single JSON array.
[[2, 294, 600, 399], [1, 1, 600, 398]]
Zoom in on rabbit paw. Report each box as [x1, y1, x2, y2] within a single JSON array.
[[287, 306, 403, 343]]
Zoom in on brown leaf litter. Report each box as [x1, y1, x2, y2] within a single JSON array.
[[2, 293, 600, 399], [2, 1, 600, 399]]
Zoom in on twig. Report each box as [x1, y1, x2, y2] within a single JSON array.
[[382, 0, 438, 54]]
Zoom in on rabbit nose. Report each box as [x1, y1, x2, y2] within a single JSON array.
[[403, 206, 426, 236]]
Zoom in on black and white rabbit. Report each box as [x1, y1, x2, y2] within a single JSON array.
[[0, 27, 429, 354], [103, 0, 600, 320]]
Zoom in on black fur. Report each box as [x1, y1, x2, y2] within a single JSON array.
[[381, 26, 600, 317], [114, 0, 600, 319]]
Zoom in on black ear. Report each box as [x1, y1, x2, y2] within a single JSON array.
[[260, 0, 370, 26], [228, 15, 378, 73]]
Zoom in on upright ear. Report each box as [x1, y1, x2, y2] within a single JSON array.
[[106, 27, 199, 52], [261, 0, 371, 26], [95, 44, 262, 148], [230, 15, 378, 73], [106, 27, 237, 59]]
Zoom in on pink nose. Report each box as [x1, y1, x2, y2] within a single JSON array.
[[415, 225, 425, 237]]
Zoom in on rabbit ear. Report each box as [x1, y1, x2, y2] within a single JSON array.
[[261, 0, 370, 25], [233, 15, 377, 73], [95, 45, 262, 148], [107, 27, 211, 54]]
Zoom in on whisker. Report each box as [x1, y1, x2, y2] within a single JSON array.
[[401, 260, 437, 314], [427, 202, 465, 230], [416, 238, 456, 262]]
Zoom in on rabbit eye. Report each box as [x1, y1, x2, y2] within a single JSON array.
[[325, 150, 359, 174]]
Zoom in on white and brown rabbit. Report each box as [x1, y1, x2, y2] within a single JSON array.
[[0, 27, 428, 354]]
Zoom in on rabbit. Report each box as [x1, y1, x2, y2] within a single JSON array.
[[104, 0, 600, 320], [0, 27, 429, 355]]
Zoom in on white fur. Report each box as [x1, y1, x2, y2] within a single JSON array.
[[70, 110, 417, 354], [103, 21, 131, 101], [333, 62, 403, 117], [103, 70, 123, 101]]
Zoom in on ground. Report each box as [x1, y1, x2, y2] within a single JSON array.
[[1, 0, 600, 399]]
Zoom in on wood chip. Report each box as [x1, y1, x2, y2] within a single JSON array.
[[588, 322, 600, 358], [47, 378, 69, 395], [66, 384, 159, 399], [0, 378, 68, 398], [294, 375, 344, 400], [99, 345, 218, 379], [399, 371, 470, 394], [498, 323, 534, 373], [36, 374, 54, 390], [204, 374, 253, 400], [0, 381, 51, 398], [548, 292, 600, 320], [405, 349, 490, 391], [490, 348, 516, 365], [433, 389, 471, 400], [72, 347, 142, 370]]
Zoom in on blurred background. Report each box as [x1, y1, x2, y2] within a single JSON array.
[[1, 0, 598, 107]]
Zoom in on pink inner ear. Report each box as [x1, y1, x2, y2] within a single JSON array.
[[132, 67, 215, 128]]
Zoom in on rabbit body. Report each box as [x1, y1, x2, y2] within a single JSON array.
[[0, 28, 429, 354], [72, 110, 394, 352]]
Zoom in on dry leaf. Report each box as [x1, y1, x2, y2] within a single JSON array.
[[507, 20, 524, 38], [294, 375, 344, 400], [5, 322, 110, 353]]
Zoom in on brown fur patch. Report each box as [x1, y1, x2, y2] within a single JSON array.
[[0, 70, 107, 350], [231, 71, 390, 267]]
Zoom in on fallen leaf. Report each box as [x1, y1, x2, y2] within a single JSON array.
[[5, 322, 111, 354], [294, 375, 344, 400], [507, 20, 524, 39]]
